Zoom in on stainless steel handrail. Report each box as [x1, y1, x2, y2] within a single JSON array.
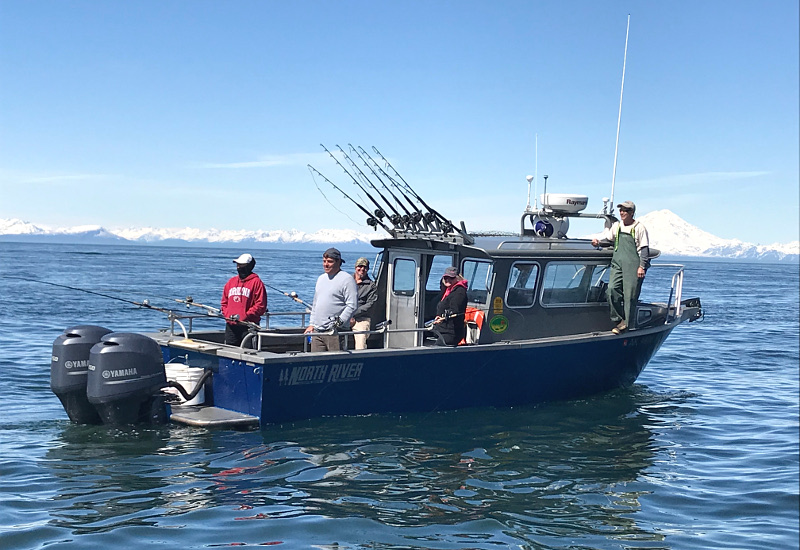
[[646, 263, 685, 322]]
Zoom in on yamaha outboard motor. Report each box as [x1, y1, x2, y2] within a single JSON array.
[[51, 325, 113, 424], [87, 333, 168, 425]]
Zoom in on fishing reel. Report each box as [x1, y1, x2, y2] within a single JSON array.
[[326, 316, 344, 331]]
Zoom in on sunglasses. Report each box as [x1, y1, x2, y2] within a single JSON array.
[[443, 276, 456, 281], [356, 265, 368, 269]]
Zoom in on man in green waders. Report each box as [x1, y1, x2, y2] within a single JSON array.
[[592, 200, 650, 334]]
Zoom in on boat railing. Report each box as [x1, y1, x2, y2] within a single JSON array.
[[263, 310, 310, 330], [160, 309, 310, 338], [243, 323, 402, 352], [645, 263, 684, 322], [164, 313, 210, 338]]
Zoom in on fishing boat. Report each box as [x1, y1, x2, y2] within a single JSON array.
[[49, 145, 702, 429], [49, 19, 701, 429]]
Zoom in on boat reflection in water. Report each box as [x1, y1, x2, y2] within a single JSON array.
[[44, 388, 684, 546]]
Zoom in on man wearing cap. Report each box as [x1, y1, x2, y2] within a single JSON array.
[[303, 248, 358, 352], [592, 200, 650, 334], [350, 257, 378, 350], [221, 253, 268, 346]]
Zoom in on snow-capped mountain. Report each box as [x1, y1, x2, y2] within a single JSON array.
[[637, 210, 799, 262], [0, 212, 797, 261], [0, 218, 375, 246], [0, 218, 125, 240]]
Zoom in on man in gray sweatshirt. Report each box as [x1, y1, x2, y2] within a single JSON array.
[[303, 248, 359, 352]]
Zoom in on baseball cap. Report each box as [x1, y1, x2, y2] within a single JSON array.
[[323, 247, 344, 263], [355, 257, 370, 268], [443, 266, 458, 278], [233, 253, 254, 264], [616, 200, 636, 213]]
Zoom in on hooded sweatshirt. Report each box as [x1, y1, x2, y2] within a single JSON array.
[[221, 273, 267, 324]]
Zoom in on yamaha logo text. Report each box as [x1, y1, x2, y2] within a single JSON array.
[[101, 368, 139, 379]]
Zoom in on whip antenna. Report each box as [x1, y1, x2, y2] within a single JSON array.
[[610, 14, 630, 214]]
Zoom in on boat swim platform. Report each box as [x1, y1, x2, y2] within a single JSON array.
[[169, 405, 260, 429]]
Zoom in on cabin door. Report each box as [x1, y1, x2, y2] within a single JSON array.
[[386, 252, 422, 348], [386, 251, 456, 348]]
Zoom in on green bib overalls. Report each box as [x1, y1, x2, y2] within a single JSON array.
[[608, 229, 643, 329]]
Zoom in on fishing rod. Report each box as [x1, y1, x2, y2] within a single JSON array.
[[307, 164, 394, 234], [7, 277, 260, 330], [423, 308, 486, 329], [263, 283, 312, 309], [371, 146, 466, 239], [321, 144, 394, 228], [351, 145, 423, 231], [358, 146, 432, 232], [173, 296, 221, 315], [371, 146, 455, 231], [338, 144, 406, 228], [358, 146, 430, 231]]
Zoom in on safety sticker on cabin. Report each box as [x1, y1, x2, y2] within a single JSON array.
[[492, 297, 504, 315], [489, 315, 509, 334]]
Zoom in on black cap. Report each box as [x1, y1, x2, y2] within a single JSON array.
[[323, 247, 344, 263]]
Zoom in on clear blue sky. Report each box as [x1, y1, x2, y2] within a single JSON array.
[[1, 1, 797, 244]]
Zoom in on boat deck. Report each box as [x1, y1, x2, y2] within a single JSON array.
[[169, 405, 259, 429]]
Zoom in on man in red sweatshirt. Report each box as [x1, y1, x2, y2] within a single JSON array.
[[221, 253, 268, 346]]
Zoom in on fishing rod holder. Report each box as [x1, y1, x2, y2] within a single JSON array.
[[311, 144, 475, 245]]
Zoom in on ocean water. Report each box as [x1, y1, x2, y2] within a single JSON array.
[[0, 242, 797, 549]]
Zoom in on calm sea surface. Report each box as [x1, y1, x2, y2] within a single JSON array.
[[1, 242, 797, 549]]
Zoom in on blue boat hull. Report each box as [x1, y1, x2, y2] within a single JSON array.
[[159, 322, 675, 425]]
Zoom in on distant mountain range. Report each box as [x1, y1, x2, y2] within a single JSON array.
[[636, 210, 798, 262], [0, 210, 797, 262]]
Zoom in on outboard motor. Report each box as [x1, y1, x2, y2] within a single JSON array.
[[87, 333, 168, 425], [51, 325, 113, 424]]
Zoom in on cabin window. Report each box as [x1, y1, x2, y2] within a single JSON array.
[[392, 258, 417, 296], [425, 254, 457, 291], [505, 262, 540, 308], [540, 262, 610, 306], [462, 259, 494, 304]]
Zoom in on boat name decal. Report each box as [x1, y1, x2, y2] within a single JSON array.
[[279, 362, 364, 386], [63, 359, 89, 369], [101, 368, 139, 379]]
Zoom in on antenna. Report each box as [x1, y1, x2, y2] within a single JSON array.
[[534, 133, 538, 210], [543, 174, 549, 209], [609, 14, 630, 214], [525, 133, 539, 211], [525, 175, 533, 211]]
